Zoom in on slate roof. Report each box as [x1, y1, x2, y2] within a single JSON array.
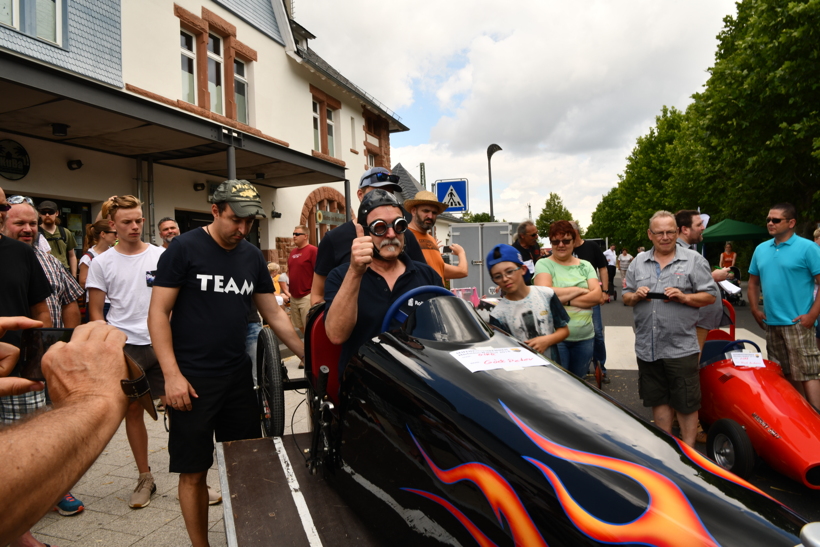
[[214, 0, 283, 44], [0, 0, 121, 87], [297, 46, 408, 133]]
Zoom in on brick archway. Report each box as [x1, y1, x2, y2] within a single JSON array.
[[300, 186, 351, 246]]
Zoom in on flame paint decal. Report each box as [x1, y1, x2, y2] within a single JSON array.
[[403, 489, 499, 547], [407, 430, 548, 546], [502, 401, 721, 546], [672, 437, 779, 503]]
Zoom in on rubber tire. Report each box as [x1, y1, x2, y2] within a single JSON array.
[[257, 327, 285, 437], [706, 418, 756, 478]]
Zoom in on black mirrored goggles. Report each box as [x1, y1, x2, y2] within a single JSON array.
[[366, 217, 408, 237], [364, 172, 400, 184]]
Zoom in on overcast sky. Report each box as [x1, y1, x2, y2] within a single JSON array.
[[298, 0, 737, 227]]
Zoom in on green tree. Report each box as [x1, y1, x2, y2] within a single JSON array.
[[685, 0, 820, 230], [462, 211, 494, 222], [535, 193, 574, 237]]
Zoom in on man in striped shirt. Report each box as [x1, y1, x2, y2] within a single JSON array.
[[623, 211, 717, 447]]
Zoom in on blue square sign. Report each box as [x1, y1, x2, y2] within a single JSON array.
[[434, 178, 468, 213]]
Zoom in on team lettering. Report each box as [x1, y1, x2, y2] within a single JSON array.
[[196, 274, 254, 294]]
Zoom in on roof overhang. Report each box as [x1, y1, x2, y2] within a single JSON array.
[[0, 52, 346, 187]]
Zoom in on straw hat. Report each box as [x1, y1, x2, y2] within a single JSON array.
[[403, 190, 447, 214]]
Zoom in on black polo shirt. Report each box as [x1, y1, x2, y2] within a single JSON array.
[[512, 239, 541, 264], [324, 254, 442, 376], [314, 220, 426, 277]]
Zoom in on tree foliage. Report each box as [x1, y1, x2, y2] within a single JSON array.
[[589, 0, 820, 245], [535, 193, 574, 237], [461, 211, 494, 223]]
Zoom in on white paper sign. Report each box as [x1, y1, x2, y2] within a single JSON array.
[[730, 352, 765, 368], [450, 347, 546, 373], [719, 280, 742, 295]]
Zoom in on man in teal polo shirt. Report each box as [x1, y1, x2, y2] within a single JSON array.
[[748, 202, 820, 411]]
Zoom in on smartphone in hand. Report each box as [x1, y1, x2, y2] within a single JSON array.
[[18, 328, 73, 380]]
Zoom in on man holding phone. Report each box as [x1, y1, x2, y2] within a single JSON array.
[[623, 210, 717, 447]]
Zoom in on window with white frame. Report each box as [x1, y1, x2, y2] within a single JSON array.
[[35, 0, 59, 42], [326, 107, 335, 157], [207, 33, 224, 115], [1, 0, 16, 28], [350, 117, 357, 151], [2, 0, 62, 44], [234, 59, 248, 124], [312, 100, 321, 152], [368, 153, 376, 168], [180, 30, 196, 104]]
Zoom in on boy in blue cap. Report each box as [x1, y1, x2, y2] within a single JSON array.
[[486, 244, 569, 363]]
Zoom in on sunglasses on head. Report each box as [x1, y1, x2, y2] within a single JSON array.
[[364, 172, 400, 184], [550, 238, 573, 246], [766, 217, 788, 224], [366, 217, 408, 237], [8, 195, 35, 206]]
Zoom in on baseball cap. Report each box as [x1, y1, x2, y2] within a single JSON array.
[[486, 244, 524, 274], [37, 200, 58, 212], [211, 180, 266, 218], [359, 167, 401, 192]]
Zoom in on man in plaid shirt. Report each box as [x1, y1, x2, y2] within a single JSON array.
[[2, 197, 87, 526]]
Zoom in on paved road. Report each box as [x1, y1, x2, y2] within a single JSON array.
[[600, 283, 820, 522]]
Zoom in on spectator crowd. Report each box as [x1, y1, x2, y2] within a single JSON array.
[[2, 168, 820, 547]]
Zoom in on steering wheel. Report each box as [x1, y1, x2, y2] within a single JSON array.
[[721, 339, 762, 354], [380, 285, 454, 333]]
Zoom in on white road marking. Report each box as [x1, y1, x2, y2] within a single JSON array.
[[273, 437, 323, 546]]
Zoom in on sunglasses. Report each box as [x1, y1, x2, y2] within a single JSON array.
[[491, 265, 522, 283], [363, 172, 400, 184], [549, 238, 573, 246], [8, 195, 35, 206], [367, 217, 408, 237], [39, 209, 57, 215], [0, 202, 9, 212], [766, 217, 788, 224], [292, 232, 306, 237]]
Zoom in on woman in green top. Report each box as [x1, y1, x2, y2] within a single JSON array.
[[534, 220, 602, 378]]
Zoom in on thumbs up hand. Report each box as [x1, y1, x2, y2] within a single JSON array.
[[350, 223, 373, 275]]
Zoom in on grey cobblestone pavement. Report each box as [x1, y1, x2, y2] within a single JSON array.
[[28, 356, 308, 547]]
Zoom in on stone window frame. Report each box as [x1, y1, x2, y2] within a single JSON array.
[[174, 4, 258, 123], [309, 84, 344, 166]]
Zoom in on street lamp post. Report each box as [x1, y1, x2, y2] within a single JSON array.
[[487, 144, 502, 221]]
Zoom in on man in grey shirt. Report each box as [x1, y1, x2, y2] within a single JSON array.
[[675, 210, 729, 349], [623, 211, 718, 447]]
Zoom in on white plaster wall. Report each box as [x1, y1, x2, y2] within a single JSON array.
[[118, 0, 400, 250]]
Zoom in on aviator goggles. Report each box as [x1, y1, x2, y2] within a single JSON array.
[[366, 217, 408, 237]]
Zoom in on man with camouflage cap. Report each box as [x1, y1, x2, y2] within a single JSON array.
[[149, 180, 304, 547]]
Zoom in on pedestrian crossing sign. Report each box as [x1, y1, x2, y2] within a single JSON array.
[[434, 178, 468, 213]]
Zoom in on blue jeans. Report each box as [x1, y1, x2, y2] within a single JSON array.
[[246, 322, 263, 385], [592, 305, 606, 371], [556, 338, 595, 378]]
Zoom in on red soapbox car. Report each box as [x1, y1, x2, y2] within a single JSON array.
[[698, 305, 820, 489]]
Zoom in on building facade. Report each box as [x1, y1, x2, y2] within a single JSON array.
[[0, 0, 406, 263]]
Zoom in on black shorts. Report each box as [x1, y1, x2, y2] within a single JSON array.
[[637, 353, 701, 414], [124, 344, 165, 397], [168, 367, 259, 474]]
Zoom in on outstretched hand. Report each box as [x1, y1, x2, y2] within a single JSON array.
[[350, 223, 373, 274]]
